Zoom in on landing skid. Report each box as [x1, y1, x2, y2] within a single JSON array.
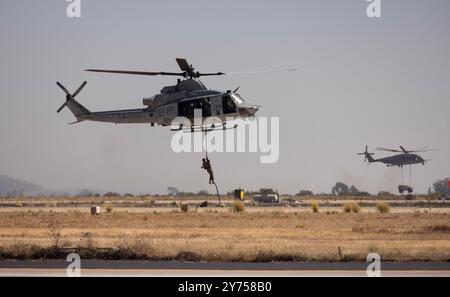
[[171, 122, 238, 133]]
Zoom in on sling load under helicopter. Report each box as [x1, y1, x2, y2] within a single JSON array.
[[56, 58, 296, 132]]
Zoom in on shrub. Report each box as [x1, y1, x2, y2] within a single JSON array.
[[343, 203, 352, 213], [351, 203, 361, 213], [180, 204, 188, 213], [232, 201, 245, 213], [311, 201, 319, 213], [376, 202, 390, 213], [106, 205, 113, 213], [344, 203, 361, 213]]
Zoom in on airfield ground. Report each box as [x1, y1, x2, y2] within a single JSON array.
[[0, 196, 449, 262]]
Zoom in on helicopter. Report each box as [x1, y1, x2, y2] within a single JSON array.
[[358, 145, 434, 167], [56, 58, 293, 132]]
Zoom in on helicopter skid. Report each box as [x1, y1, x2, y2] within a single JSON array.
[[170, 123, 238, 133]]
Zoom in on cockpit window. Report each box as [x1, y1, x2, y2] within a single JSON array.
[[231, 93, 245, 104], [222, 95, 237, 114]]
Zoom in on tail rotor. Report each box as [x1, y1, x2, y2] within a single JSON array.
[[358, 145, 375, 163], [56, 81, 87, 113]]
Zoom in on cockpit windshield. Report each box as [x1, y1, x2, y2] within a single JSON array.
[[231, 93, 245, 105]]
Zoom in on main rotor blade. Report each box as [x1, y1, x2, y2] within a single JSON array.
[[72, 81, 87, 97], [56, 82, 70, 96], [176, 58, 192, 72], [85, 69, 185, 76], [376, 147, 402, 153], [408, 148, 438, 153], [197, 72, 225, 77], [409, 146, 428, 152], [399, 146, 408, 153], [225, 68, 299, 75]]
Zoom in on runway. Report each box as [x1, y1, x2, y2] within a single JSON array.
[[0, 261, 449, 277]]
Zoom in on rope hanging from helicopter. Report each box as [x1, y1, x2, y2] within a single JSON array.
[[401, 166, 404, 185], [409, 163, 412, 188], [202, 130, 221, 206], [400, 165, 413, 188]]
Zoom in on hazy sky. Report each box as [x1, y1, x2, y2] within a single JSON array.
[[0, 0, 449, 195]]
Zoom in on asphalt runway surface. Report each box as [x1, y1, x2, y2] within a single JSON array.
[[0, 261, 449, 277]]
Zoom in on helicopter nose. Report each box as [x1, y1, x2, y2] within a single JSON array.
[[238, 105, 259, 116]]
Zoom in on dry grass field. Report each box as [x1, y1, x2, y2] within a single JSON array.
[[0, 205, 449, 262]]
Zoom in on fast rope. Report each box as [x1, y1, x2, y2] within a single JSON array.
[[401, 166, 404, 185], [204, 130, 221, 206], [409, 164, 412, 188]]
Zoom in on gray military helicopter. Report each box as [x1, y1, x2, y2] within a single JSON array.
[[358, 145, 434, 167], [56, 58, 292, 131]]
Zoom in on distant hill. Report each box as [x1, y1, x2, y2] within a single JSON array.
[[0, 175, 47, 196]]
